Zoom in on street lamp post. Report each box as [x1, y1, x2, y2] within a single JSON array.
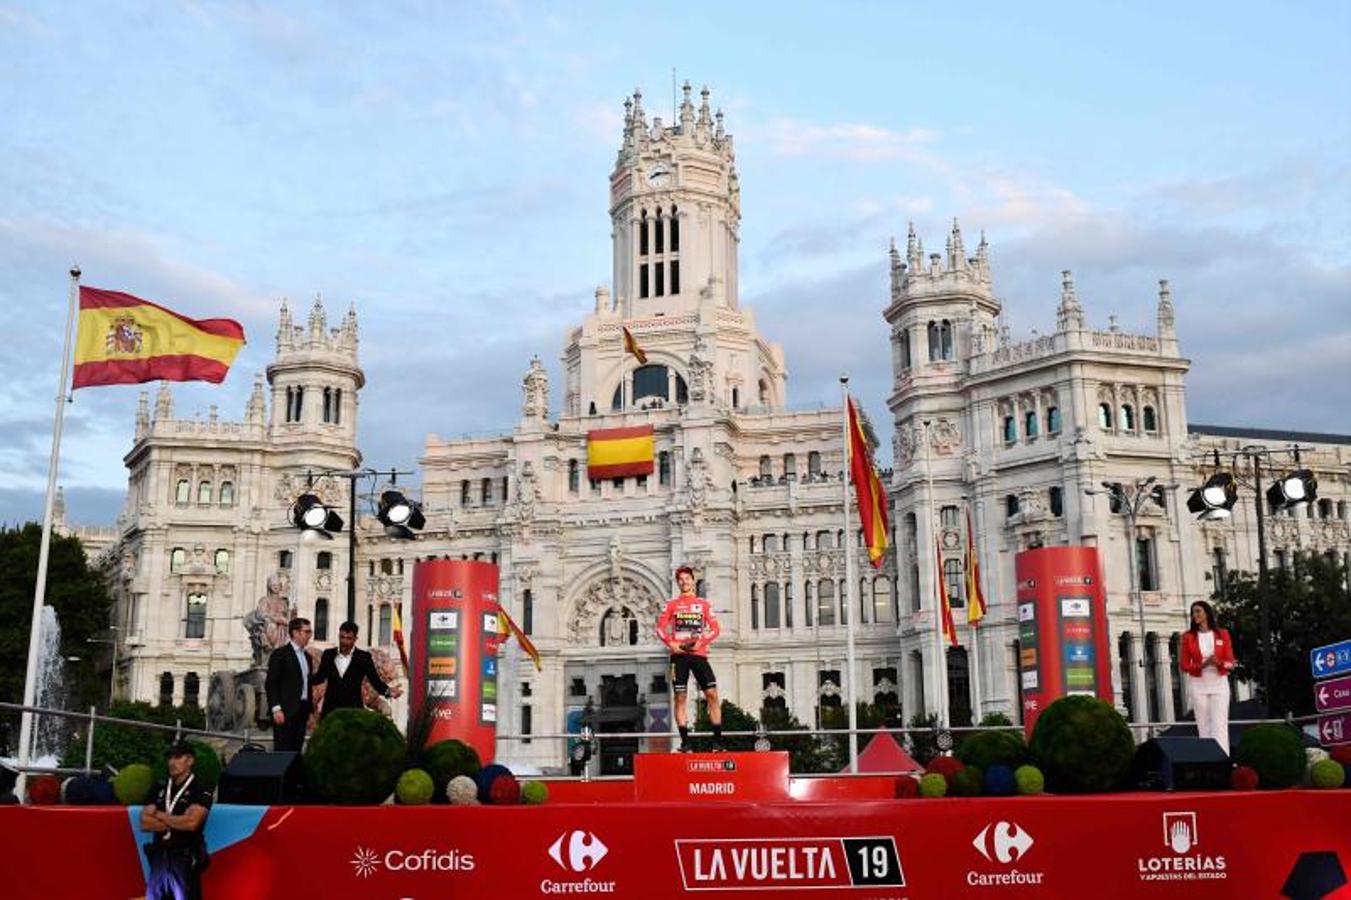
[[86, 627, 120, 707]]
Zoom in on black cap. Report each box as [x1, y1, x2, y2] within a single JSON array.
[[166, 740, 196, 759]]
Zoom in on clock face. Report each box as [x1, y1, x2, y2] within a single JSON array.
[[647, 166, 670, 188]]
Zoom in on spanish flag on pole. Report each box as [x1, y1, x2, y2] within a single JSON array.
[[391, 603, 410, 679], [846, 396, 890, 567], [937, 537, 958, 647], [72, 287, 245, 389], [622, 326, 648, 364], [496, 608, 542, 671], [964, 509, 987, 626]]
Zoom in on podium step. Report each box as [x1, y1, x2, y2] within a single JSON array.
[[634, 751, 790, 802]]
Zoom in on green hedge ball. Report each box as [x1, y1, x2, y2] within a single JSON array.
[[951, 765, 985, 797], [396, 768, 435, 805], [113, 763, 155, 806], [1014, 765, 1045, 795], [1310, 759, 1346, 790], [521, 780, 549, 805], [918, 772, 948, 798]]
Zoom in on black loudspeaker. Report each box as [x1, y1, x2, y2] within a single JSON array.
[[1131, 737, 1230, 791], [218, 750, 304, 804]]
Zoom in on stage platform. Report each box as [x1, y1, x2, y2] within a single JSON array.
[[2, 779, 1349, 898]]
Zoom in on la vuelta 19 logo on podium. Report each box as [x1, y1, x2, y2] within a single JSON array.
[[675, 836, 904, 891]]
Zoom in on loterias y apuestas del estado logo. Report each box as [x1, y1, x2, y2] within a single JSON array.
[[675, 836, 904, 890]]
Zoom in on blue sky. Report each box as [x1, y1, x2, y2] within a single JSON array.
[[2, 1, 1348, 526]]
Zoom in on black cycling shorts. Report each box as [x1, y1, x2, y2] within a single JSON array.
[[670, 654, 716, 692]]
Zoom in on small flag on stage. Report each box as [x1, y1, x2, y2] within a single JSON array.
[[72, 287, 245, 389], [847, 396, 890, 567], [937, 537, 957, 647], [622, 326, 648, 364], [587, 425, 655, 479], [497, 609, 542, 671], [391, 603, 410, 678], [965, 509, 987, 626]]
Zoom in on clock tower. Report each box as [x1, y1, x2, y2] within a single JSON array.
[[608, 83, 741, 317]]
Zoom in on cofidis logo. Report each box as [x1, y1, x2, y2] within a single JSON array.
[[348, 845, 475, 879], [542, 830, 617, 894], [1136, 812, 1227, 882]]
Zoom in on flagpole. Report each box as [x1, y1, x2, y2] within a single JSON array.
[[967, 507, 984, 721], [16, 266, 80, 798], [922, 420, 950, 729], [839, 377, 859, 772]]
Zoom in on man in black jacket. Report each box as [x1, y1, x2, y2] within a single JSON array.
[[265, 617, 314, 752], [313, 621, 402, 718]]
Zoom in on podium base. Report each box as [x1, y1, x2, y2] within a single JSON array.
[[634, 751, 790, 802]]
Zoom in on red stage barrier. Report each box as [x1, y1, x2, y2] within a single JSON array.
[[2, 791, 1349, 898]]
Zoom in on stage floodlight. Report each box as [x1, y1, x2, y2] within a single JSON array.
[[1187, 472, 1238, 521], [291, 492, 343, 536], [377, 489, 425, 539], [1266, 468, 1317, 511]]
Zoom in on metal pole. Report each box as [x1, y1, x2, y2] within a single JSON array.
[[17, 267, 80, 801], [1252, 452, 1273, 709], [1125, 492, 1148, 735], [347, 473, 358, 624], [923, 421, 949, 727], [108, 630, 118, 706], [839, 378, 859, 771], [84, 706, 96, 773]]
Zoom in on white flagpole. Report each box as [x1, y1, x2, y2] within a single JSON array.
[[16, 266, 80, 798], [967, 506, 984, 721], [922, 420, 950, 728], [840, 377, 859, 772]]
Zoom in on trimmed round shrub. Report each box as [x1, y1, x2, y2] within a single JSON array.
[[153, 741, 222, 789], [1310, 759, 1346, 790], [28, 775, 60, 805], [951, 765, 984, 797], [894, 776, 919, 799], [488, 773, 521, 805], [113, 764, 155, 805], [396, 769, 435, 805], [925, 755, 965, 786], [447, 775, 479, 805], [957, 730, 1027, 771], [918, 773, 948, 798], [305, 708, 406, 804], [1233, 724, 1305, 791], [984, 764, 1016, 797], [1014, 765, 1045, 795], [420, 740, 482, 802], [521, 780, 549, 805], [1231, 766, 1259, 791], [474, 764, 513, 804], [1304, 748, 1330, 785], [64, 775, 112, 805], [1029, 696, 1133, 793]]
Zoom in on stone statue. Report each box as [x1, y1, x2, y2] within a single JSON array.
[[522, 356, 549, 419], [244, 574, 295, 666], [688, 336, 714, 403]]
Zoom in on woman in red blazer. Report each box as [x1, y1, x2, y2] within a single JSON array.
[[1180, 600, 1235, 754]]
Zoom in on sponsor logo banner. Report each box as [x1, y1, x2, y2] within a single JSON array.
[[675, 837, 903, 891]]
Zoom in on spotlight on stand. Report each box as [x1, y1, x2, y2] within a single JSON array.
[[1187, 473, 1238, 521], [377, 489, 426, 539], [1266, 467, 1317, 512], [290, 492, 344, 537]]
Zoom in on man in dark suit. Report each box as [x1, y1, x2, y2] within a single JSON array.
[[265, 617, 314, 752], [313, 621, 402, 718]]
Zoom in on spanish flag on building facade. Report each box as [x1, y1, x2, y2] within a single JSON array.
[[391, 603, 410, 678], [586, 425, 655, 479], [846, 396, 890, 567], [73, 287, 245, 389], [937, 537, 958, 647], [496, 608, 542, 672], [965, 509, 987, 625], [622, 326, 647, 364]]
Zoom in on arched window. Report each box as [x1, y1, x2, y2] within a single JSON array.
[[1002, 416, 1017, 443], [872, 577, 893, 623], [214, 549, 230, 574], [670, 205, 680, 251], [460, 480, 470, 505], [481, 478, 492, 505], [183, 672, 200, 708], [170, 547, 186, 573], [379, 605, 393, 645], [639, 208, 648, 256], [817, 580, 836, 626], [944, 558, 964, 606], [1098, 402, 1113, 429], [568, 459, 580, 493], [633, 364, 670, 405], [175, 479, 190, 504], [764, 583, 781, 629], [314, 598, 329, 641], [1118, 632, 1136, 721], [332, 389, 342, 425], [186, 592, 207, 638], [1005, 494, 1020, 518], [1121, 404, 1136, 431], [322, 387, 333, 423], [675, 373, 688, 405], [758, 456, 772, 480], [750, 584, 760, 630], [804, 581, 814, 627], [523, 589, 533, 635], [1318, 498, 1333, 519], [900, 330, 912, 369], [783, 453, 797, 480], [1046, 407, 1061, 434], [219, 481, 235, 506], [278, 550, 293, 569], [940, 320, 954, 360], [927, 321, 940, 361], [784, 582, 794, 628], [1142, 406, 1157, 432], [159, 672, 174, 707], [758, 379, 770, 406], [197, 481, 212, 505], [1024, 411, 1038, 439], [808, 451, 822, 478], [1049, 486, 1064, 517]]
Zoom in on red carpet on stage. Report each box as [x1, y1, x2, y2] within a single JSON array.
[[2, 788, 1349, 898]]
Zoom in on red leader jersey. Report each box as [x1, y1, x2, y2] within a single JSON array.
[[656, 595, 721, 657]]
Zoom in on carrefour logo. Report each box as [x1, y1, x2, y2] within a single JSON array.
[[549, 830, 609, 872], [967, 822, 1044, 888], [348, 845, 476, 879]]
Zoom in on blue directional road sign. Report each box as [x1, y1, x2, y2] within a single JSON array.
[[1310, 639, 1351, 680]]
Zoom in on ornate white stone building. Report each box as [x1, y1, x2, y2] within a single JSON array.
[[95, 83, 1351, 766]]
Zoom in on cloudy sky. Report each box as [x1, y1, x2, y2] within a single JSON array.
[[2, 1, 1347, 527]]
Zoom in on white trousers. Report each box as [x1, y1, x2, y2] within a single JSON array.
[[1190, 678, 1231, 755]]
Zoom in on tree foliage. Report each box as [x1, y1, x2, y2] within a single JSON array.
[[1214, 551, 1351, 716], [0, 524, 113, 753]]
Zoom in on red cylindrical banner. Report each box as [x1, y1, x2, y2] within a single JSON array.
[[410, 559, 502, 763], [1014, 546, 1115, 735]]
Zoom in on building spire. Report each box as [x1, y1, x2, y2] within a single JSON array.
[[905, 222, 921, 272], [949, 218, 965, 271], [154, 380, 173, 420], [679, 80, 694, 131], [1157, 278, 1176, 339], [277, 298, 294, 352], [246, 372, 266, 425], [135, 390, 150, 438], [1057, 269, 1084, 331], [889, 237, 904, 295], [976, 230, 990, 281]]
